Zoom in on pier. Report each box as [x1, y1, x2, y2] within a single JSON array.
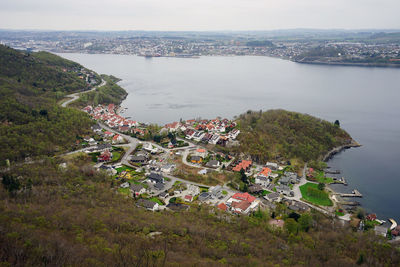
[[336, 189, 362, 198]]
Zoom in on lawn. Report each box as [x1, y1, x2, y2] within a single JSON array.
[[116, 165, 134, 173], [111, 151, 122, 162], [300, 183, 333, 206], [313, 171, 334, 184]]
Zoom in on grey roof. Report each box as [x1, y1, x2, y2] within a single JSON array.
[[131, 184, 145, 192], [191, 156, 202, 161], [256, 176, 269, 181], [198, 192, 211, 201], [279, 176, 291, 184], [137, 199, 157, 209], [148, 173, 164, 183], [131, 155, 147, 162], [159, 192, 169, 198], [265, 192, 280, 200], [276, 185, 291, 192], [248, 184, 263, 193], [97, 143, 112, 150], [206, 160, 220, 168], [92, 124, 102, 130], [154, 183, 165, 190]]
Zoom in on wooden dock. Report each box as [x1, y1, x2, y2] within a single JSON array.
[[336, 189, 362, 198]]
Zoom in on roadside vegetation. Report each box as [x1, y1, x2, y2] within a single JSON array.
[[71, 74, 127, 108]]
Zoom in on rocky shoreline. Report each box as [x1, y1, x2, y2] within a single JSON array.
[[323, 140, 361, 162]]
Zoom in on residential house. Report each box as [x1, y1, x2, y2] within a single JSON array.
[[143, 143, 159, 154], [191, 156, 203, 164], [279, 176, 292, 186], [206, 160, 220, 168], [209, 185, 223, 199], [120, 182, 130, 188], [217, 203, 228, 212], [259, 167, 272, 178], [248, 184, 263, 194], [91, 124, 102, 133], [209, 134, 221, 144], [192, 131, 205, 142], [276, 185, 293, 196], [227, 192, 259, 215], [136, 199, 159, 211], [98, 150, 112, 162], [229, 129, 240, 139], [158, 191, 169, 199], [266, 162, 278, 170], [131, 155, 147, 164], [96, 143, 112, 152], [232, 160, 252, 172], [130, 184, 146, 197], [198, 192, 211, 201], [264, 192, 281, 202], [184, 195, 193, 202], [161, 164, 175, 174], [154, 183, 165, 191], [187, 184, 200, 196], [147, 173, 164, 184], [195, 148, 207, 158], [104, 131, 114, 138], [255, 176, 270, 188]]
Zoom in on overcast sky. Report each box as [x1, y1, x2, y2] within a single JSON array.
[[0, 0, 399, 31]]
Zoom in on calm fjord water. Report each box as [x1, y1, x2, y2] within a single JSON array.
[[60, 53, 400, 221]]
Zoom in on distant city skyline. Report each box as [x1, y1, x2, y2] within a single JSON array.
[[1, 0, 400, 31]]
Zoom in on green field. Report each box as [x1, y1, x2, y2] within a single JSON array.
[[300, 183, 333, 206]]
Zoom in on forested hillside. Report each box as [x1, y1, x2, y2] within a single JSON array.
[[236, 110, 353, 163], [0, 45, 94, 165], [1, 158, 399, 266]]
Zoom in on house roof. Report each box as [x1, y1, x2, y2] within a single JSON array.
[[148, 173, 164, 183], [137, 199, 157, 209], [232, 200, 251, 212], [259, 167, 272, 177], [232, 192, 256, 203], [131, 184, 145, 192], [217, 203, 228, 211]]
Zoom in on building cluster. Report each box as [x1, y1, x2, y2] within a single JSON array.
[[164, 118, 240, 146], [83, 104, 149, 137], [4, 31, 400, 64]]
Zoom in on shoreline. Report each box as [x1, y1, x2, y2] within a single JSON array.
[[323, 140, 361, 162]]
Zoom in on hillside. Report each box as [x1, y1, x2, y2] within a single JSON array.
[[236, 110, 354, 164], [1, 158, 399, 266], [0, 45, 94, 165], [71, 74, 127, 108]]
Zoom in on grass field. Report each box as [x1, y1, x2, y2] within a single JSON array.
[[300, 183, 333, 206]]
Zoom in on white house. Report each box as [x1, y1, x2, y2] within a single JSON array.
[[255, 176, 270, 188]]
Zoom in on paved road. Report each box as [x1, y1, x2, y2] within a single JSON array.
[[61, 79, 106, 107]]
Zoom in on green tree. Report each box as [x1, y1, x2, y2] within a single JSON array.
[[298, 213, 313, 232], [285, 218, 299, 234], [318, 182, 325, 191]]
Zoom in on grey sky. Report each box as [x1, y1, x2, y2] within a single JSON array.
[[0, 0, 399, 30]]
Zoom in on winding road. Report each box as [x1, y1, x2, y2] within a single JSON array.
[[61, 79, 106, 108]]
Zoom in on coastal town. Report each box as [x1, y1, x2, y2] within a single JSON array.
[[2, 30, 400, 66], [62, 98, 399, 240]]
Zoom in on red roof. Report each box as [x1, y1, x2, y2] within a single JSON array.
[[232, 160, 252, 172], [232, 192, 256, 203], [112, 134, 121, 140], [184, 195, 193, 201], [196, 148, 206, 153], [217, 203, 228, 211], [231, 200, 251, 212], [259, 167, 272, 177]]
